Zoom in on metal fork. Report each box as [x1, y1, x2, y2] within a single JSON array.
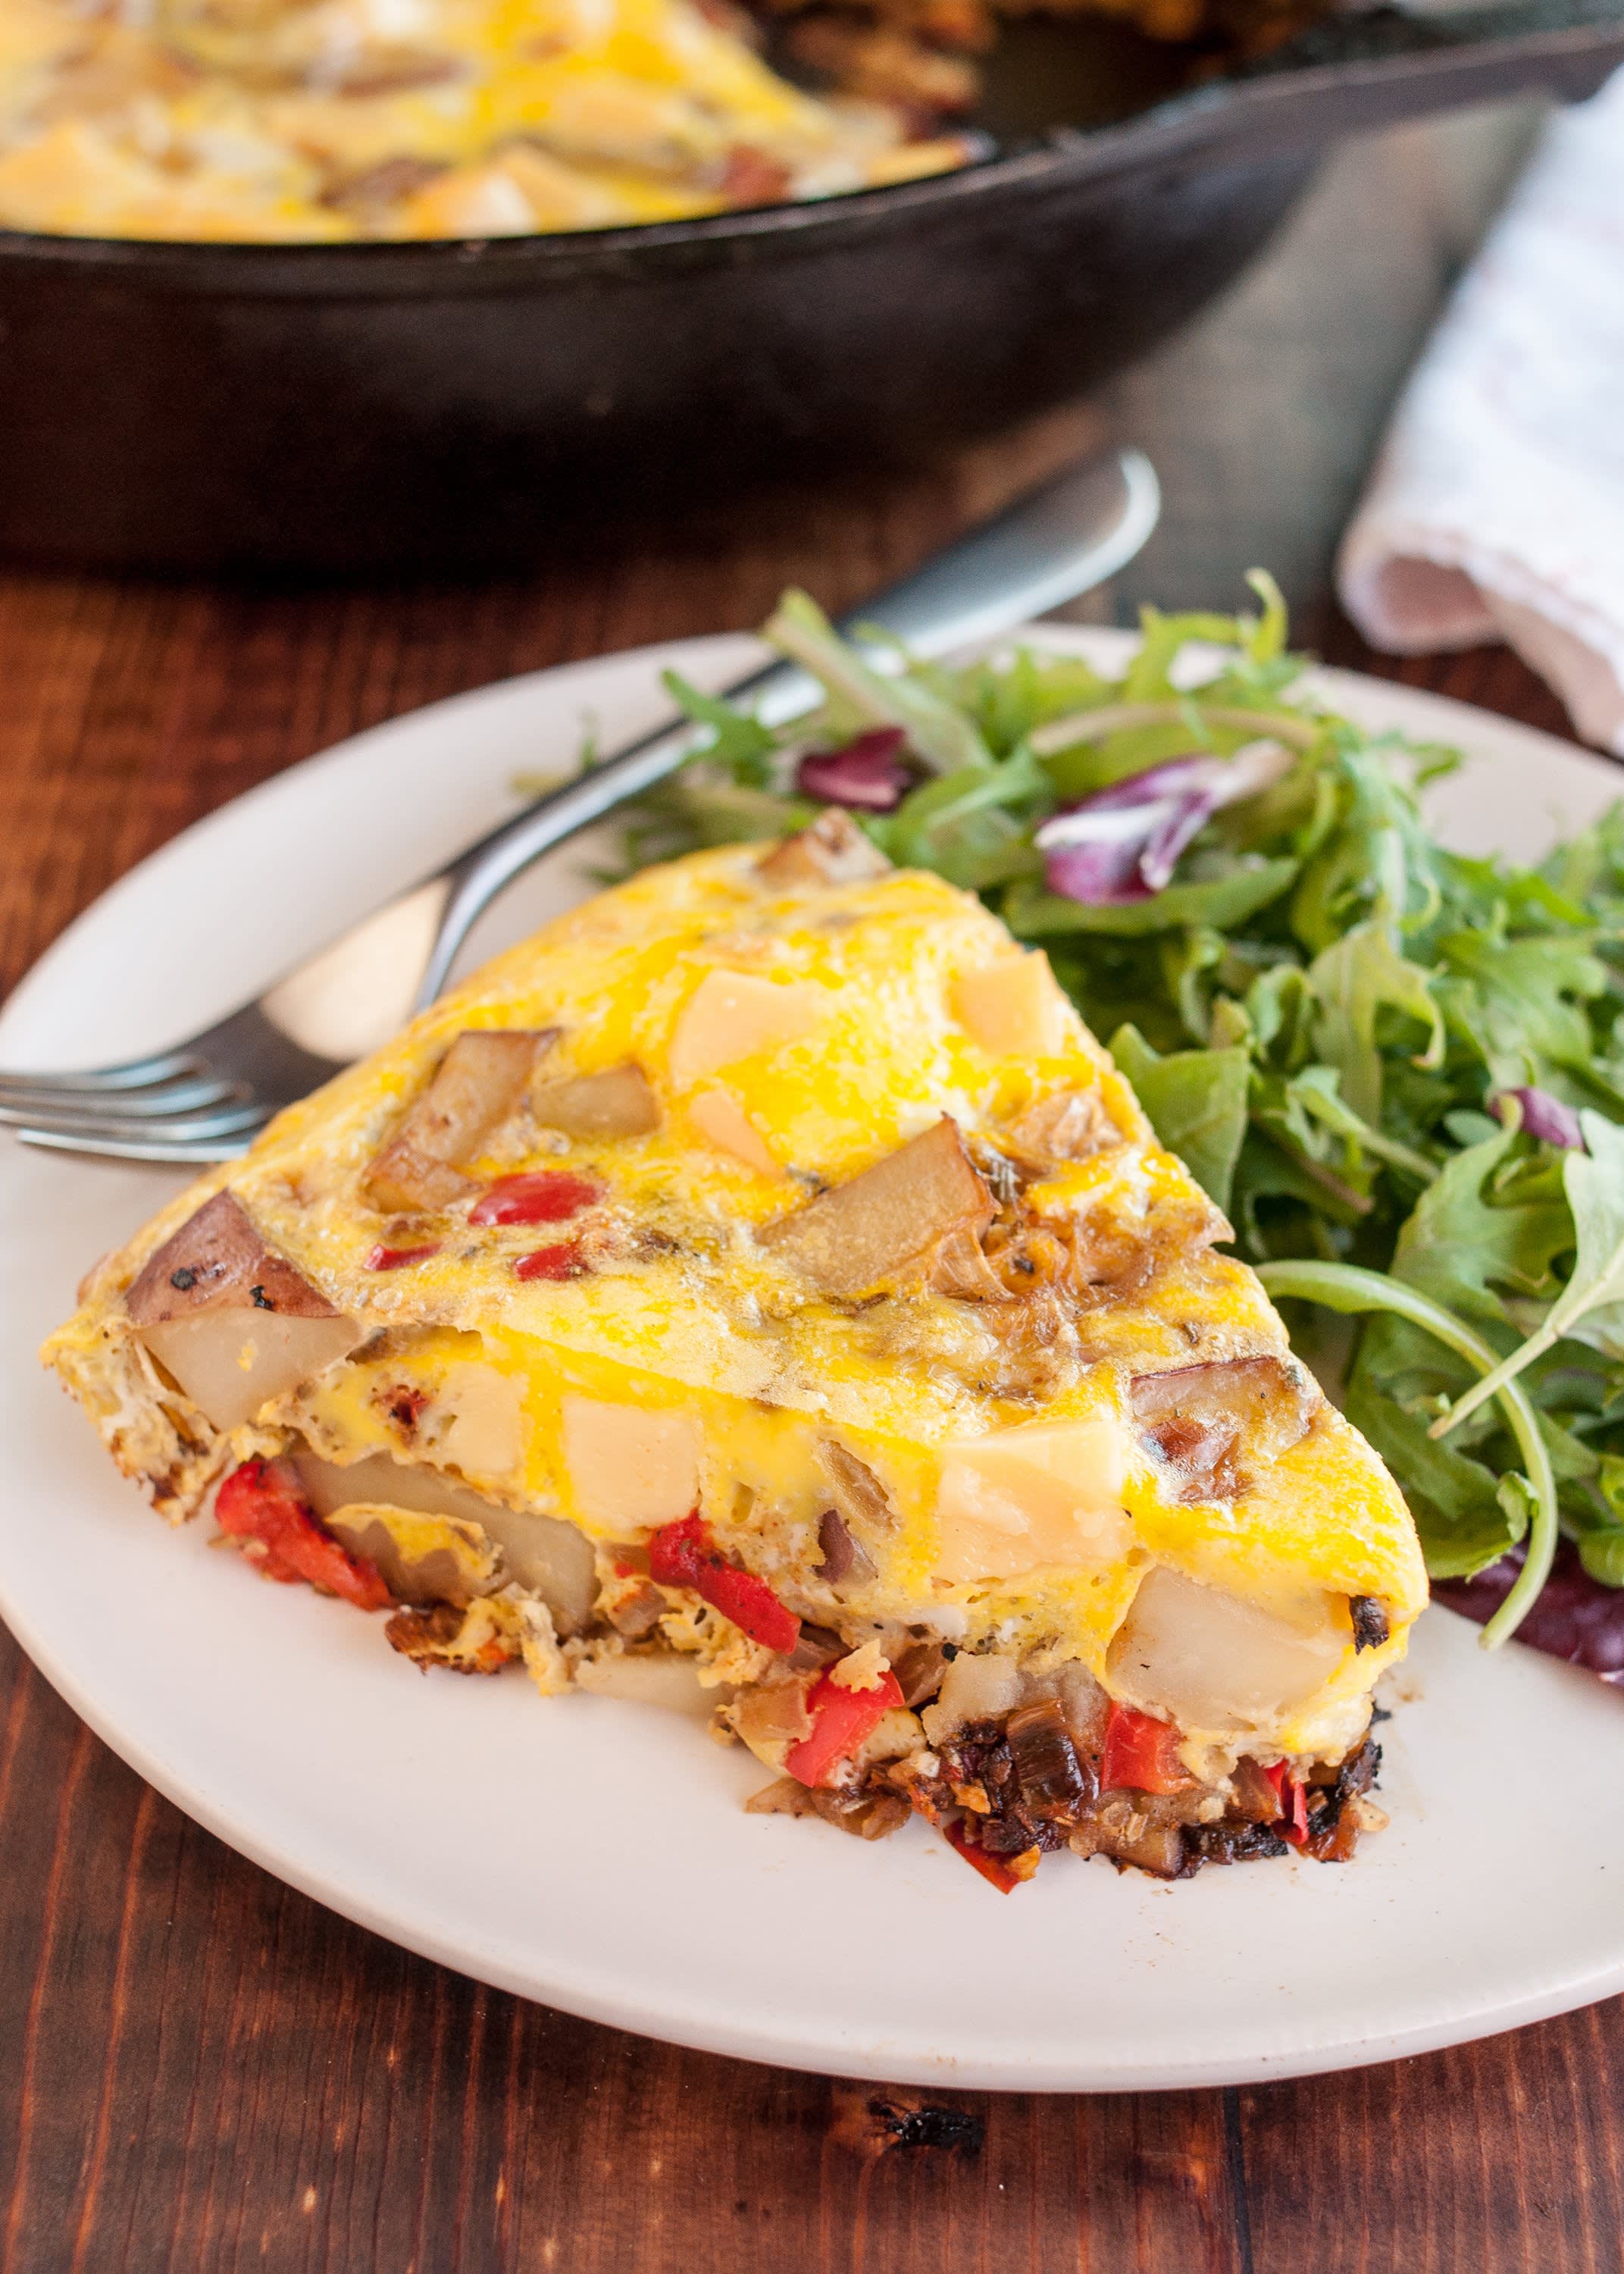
[[0, 448, 1159, 1165]]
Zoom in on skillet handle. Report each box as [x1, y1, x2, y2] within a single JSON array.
[[1084, 2, 1624, 181]]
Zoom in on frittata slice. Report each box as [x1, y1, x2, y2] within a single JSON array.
[[44, 816, 1425, 1882]]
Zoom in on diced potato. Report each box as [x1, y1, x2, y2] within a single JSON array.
[[142, 1311, 363, 1433], [293, 1444, 596, 1628], [561, 1397, 702, 1531], [531, 1062, 659, 1139], [365, 1029, 552, 1211], [574, 1652, 717, 1716], [758, 1117, 993, 1300], [756, 810, 893, 888], [1107, 1564, 1346, 1731], [934, 1411, 1131, 1583], [125, 1191, 358, 1430], [667, 970, 826, 1092], [951, 950, 1070, 1058], [929, 1226, 1007, 1301], [850, 1706, 925, 1771], [688, 1087, 779, 1173], [921, 1649, 1022, 1743]]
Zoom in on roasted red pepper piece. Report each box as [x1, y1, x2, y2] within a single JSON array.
[[1100, 1702, 1198, 1796], [470, 1171, 601, 1227], [365, 1242, 441, 1270], [1263, 1761, 1311, 1846], [784, 1665, 906, 1787], [515, 1241, 587, 1282], [215, 1458, 391, 1612], [647, 1513, 801, 1653], [943, 1818, 1038, 1892]]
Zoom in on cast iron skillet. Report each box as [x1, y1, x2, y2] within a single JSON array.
[[0, 0, 1618, 574]]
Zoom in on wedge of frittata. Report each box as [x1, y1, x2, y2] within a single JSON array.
[[44, 813, 1423, 1883]]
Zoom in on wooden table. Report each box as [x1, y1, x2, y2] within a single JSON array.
[[2, 102, 1616, 2274]]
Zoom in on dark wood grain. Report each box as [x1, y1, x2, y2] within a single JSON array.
[[3, 102, 1620, 2274]]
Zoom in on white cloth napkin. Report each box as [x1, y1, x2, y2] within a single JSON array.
[[1338, 73, 1624, 753]]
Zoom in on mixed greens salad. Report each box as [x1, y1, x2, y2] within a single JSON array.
[[609, 578, 1624, 1673]]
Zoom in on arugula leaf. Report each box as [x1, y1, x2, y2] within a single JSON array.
[[1557, 1114, 1624, 1358], [1391, 1125, 1571, 1324], [878, 746, 1049, 891], [1108, 1026, 1250, 1212], [1575, 1455, 1624, 1583], [763, 590, 990, 776], [660, 672, 778, 786], [1306, 918, 1444, 1123], [1435, 929, 1607, 1092], [1253, 1063, 1436, 1192], [1435, 1112, 1624, 1428]]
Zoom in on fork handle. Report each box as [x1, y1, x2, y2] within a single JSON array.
[[413, 446, 1159, 1007]]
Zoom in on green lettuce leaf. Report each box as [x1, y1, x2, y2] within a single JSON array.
[[1109, 1027, 1250, 1212]]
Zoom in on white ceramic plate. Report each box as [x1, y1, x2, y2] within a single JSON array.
[[5, 627, 1624, 2094]]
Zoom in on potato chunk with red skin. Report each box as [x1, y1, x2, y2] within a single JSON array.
[[758, 1117, 994, 1301], [127, 1189, 343, 1327], [124, 1191, 359, 1432], [364, 1029, 554, 1213]]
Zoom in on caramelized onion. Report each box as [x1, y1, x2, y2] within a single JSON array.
[[816, 1440, 897, 1536], [734, 1677, 815, 1752], [1006, 1699, 1087, 1821]]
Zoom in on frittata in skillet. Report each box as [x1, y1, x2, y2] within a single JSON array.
[[44, 814, 1424, 1884], [0, 0, 967, 241]]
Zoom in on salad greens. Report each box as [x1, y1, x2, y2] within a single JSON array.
[[608, 578, 1624, 1650]]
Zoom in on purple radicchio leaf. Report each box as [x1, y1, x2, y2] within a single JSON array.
[[795, 727, 911, 813], [1492, 1085, 1586, 1151], [1434, 1542, 1624, 1682], [1034, 739, 1295, 908]]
